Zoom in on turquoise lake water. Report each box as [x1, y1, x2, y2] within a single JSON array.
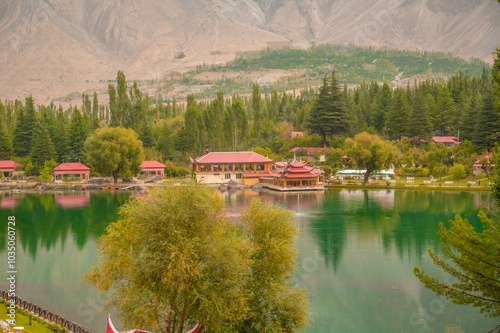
[[0, 189, 498, 332]]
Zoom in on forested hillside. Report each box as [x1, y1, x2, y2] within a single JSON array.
[[1, 55, 499, 179]]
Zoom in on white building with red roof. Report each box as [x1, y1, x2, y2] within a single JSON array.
[[0, 160, 21, 178], [190, 150, 274, 184], [53, 162, 90, 181], [431, 136, 460, 148], [289, 147, 326, 162], [140, 161, 165, 177]]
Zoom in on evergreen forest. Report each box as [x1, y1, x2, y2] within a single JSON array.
[[0, 46, 499, 179]]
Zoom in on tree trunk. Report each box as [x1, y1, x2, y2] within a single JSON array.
[[363, 168, 371, 185]]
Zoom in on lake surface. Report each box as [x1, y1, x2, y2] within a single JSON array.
[[0, 189, 498, 333]]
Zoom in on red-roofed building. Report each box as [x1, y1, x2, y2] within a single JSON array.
[[432, 136, 460, 148], [190, 150, 274, 184], [289, 147, 326, 162], [267, 160, 324, 191], [0, 160, 21, 178], [140, 161, 165, 177], [291, 131, 304, 139], [473, 153, 496, 176], [53, 163, 90, 181]]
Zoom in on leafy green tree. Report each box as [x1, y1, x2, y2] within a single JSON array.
[[307, 71, 349, 146], [39, 159, 57, 181], [237, 199, 309, 332], [84, 127, 144, 184], [0, 117, 13, 160], [426, 142, 452, 180], [233, 99, 248, 150], [85, 185, 308, 333], [449, 164, 466, 186], [452, 140, 477, 173], [345, 132, 399, 184], [30, 118, 57, 167]]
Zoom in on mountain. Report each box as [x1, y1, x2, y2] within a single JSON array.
[[0, 0, 499, 102]]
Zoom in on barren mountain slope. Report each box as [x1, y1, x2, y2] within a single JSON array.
[[0, 0, 498, 102]]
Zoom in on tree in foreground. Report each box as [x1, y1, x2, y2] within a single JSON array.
[[84, 127, 144, 184], [345, 132, 399, 184], [237, 200, 309, 332], [414, 212, 500, 321], [84, 184, 309, 333], [415, 165, 500, 332]]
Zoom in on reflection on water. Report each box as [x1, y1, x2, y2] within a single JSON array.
[[0, 189, 497, 333], [0, 192, 130, 331], [54, 192, 91, 209]]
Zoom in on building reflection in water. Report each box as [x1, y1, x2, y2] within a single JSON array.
[[54, 191, 91, 209], [0, 195, 18, 209]]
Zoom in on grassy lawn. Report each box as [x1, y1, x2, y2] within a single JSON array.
[[0, 301, 60, 333]]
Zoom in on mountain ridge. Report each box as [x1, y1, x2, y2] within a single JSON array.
[[0, 0, 498, 102]]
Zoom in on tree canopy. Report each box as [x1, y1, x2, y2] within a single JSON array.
[[84, 127, 144, 183], [345, 132, 399, 184], [84, 184, 309, 333]]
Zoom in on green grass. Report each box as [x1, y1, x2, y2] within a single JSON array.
[[0, 301, 64, 333]]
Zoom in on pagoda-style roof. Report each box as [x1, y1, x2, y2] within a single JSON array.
[[53, 163, 90, 174], [191, 151, 273, 164], [274, 160, 323, 179]]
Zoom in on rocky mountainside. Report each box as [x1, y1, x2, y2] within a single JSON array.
[[0, 0, 498, 102]]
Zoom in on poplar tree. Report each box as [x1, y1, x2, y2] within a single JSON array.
[[252, 83, 261, 138]]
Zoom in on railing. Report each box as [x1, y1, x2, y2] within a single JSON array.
[[0, 290, 94, 333]]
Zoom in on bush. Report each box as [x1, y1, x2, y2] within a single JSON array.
[[400, 167, 430, 177]]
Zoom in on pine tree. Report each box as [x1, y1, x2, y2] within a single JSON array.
[[0, 117, 13, 160], [473, 86, 500, 151], [30, 118, 57, 167], [13, 96, 37, 157], [409, 90, 433, 140], [436, 86, 456, 136], [386, 88, 411, 140], [307, 70, 349, 146], [371, 82, 392, 133], [68, 109, 91, 162]]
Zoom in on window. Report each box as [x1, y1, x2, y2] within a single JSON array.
[[236, 173, 242, 179], [213, 164, 222, 172], [234, 164, 243, 171], [224, 164, 233, 172], [245, 164, 254, 171], [200, 164, 210, 172], [225, 173, 231, 179], [256, 164, 265, 171]]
